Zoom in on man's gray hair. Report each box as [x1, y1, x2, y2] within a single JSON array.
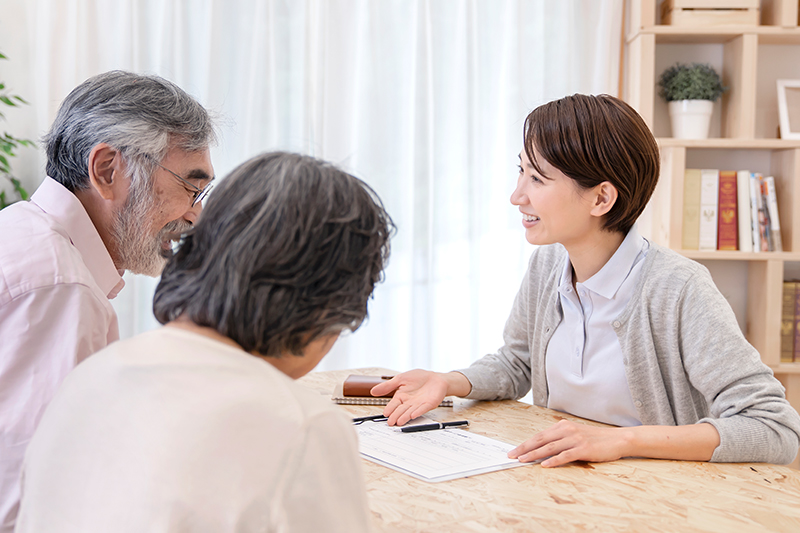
[[43, 70, 216, 192]]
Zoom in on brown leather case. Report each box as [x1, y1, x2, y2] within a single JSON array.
[[342, 374, 394, 398]]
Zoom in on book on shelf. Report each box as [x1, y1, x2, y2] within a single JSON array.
[[757, 174, 773, 252], [782, 281, 797, 363], [682, 168, 784, 253], [748, 173, 762, 252], [698, 169, 719, 251], [736, 170, 753, 253], [682, 168, 702, 250], [763, 176, 783, 252], [717, 170, 738, 251]]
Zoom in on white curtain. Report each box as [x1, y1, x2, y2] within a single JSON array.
[[1, 0, 623, 372]]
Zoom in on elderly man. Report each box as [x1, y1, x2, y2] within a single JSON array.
[[0, 70, 215, 531]]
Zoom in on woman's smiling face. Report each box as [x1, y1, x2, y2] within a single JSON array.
[[510, 146, 600, 248]]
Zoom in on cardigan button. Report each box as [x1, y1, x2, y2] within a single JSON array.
[[612, 320, 621, 328], [634, 400, 643, 408]]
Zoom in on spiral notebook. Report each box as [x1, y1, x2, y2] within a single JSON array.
[[331, 378, 454, 407]]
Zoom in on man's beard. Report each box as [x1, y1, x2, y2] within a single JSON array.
[[112, 180, 192, 277]]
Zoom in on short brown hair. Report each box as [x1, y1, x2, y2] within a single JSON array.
[[523, 94, 660, 235], [153, 152, 394, 357]]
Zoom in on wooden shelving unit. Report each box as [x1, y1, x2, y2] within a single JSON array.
[[622, 0, 800, 458]]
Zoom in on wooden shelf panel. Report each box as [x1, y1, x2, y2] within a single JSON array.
[[770, 363, 800, 374], [657, 138, 800, 149], [627, 26, 800, 45], [679, 250, 800, 261]]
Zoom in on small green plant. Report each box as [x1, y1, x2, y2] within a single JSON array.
[[657, 62, 727, 102], [0, 51, 34, 210]]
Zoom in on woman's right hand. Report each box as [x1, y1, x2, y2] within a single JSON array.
[[370, 369, 472, 426]]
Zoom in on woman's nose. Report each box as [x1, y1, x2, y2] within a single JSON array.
[[510, 177, 527, 205]]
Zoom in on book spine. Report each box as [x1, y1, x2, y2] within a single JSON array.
[[782, 281, 796, 363], [717, 170, 738, 251], [682, 169, 702, 250], [757, 175, 772, 251], [698, 169, 719, 251], [736, 170, 753, 252], [763, 176, 783, 252], [749, 173, 761, 252]]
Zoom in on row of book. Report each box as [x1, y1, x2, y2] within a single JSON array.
[[682, 169, 782, 252], [782, 281, 800, 363]]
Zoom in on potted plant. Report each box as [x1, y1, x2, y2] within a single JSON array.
[[0, 51, 34, 210], [657, 62, 727, 139]]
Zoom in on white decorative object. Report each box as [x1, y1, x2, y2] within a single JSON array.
[[777, 79, 800, 140], [668, 99, 714, 139]]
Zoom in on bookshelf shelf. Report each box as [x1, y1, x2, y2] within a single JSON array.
[[658, 139, 800, 149], [679, 250, 800, 261], [624, 2, 800, 459], [627, 26, 800, 45], [771, 363, 800, 374]]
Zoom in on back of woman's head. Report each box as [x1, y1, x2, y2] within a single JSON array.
[[524, 94, 660, 235], [153, 151, 394, 356]]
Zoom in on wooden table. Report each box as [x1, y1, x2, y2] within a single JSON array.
[[300, 368, 800, 532]]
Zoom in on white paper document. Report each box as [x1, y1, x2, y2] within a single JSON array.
[[355, 420, 529, 483]]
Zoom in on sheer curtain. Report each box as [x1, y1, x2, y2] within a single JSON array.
[[1, 0, 622, 372]]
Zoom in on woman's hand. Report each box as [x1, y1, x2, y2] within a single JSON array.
[[508, 420, 720, 467], [370, 370, 471, 426], [508, 420, 633, 467]]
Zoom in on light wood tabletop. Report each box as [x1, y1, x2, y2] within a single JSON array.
[[299, 367, 800, 533]]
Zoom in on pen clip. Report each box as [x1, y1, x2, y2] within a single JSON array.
[[352, 414, 388, 425]]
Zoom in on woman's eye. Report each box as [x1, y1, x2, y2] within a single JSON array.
[[517, 165, 524, 175]]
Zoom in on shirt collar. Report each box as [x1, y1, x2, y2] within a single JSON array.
[[581, 226, 647, 300], [557, 249, 575, 294], [31, 177, 125, 299]]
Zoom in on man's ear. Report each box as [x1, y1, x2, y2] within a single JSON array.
[[590, 181, 619, 218], [87, 143, 127, 201]]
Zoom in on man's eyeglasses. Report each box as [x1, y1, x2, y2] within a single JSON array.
[[153, 161, 215, 207]]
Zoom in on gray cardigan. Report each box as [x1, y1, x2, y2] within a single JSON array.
[[459, 242, 800, 464]]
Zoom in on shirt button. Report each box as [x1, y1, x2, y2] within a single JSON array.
[[634, 400, 643, 408], [612, 320, 621, 328]]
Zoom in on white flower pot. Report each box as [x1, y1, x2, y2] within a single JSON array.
[[668, 100, 714, 139]]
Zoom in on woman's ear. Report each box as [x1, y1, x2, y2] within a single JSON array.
[[590, 181, 618, 218], [87, 143, 127, 201]]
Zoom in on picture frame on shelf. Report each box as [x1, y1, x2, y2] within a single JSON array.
[[777, 79, 800, 140]]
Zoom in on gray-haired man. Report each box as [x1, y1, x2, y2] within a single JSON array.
[[0, 71, 216, 531]]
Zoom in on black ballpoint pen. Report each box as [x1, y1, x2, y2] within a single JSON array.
[[400, 420, 469, 433], [352, 414, 388, 424]]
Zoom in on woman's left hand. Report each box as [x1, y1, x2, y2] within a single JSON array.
[[508, 419, 633, 467]]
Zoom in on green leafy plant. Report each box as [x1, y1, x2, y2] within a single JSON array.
[[657, 62, 727, 102], [1, 51, 34, 210]]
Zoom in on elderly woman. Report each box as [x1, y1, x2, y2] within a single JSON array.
[[15, 152, 394, 532]]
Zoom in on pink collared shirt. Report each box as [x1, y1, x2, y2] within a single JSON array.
[[0, 177, 124, 532]]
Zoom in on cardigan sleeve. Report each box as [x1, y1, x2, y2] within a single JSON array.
[[457, 246, 563, 402], [673, 266, 800, 464], [457, 272, 534, 401]]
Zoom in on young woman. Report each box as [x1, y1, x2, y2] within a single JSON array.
[[15, 152, 394, 532], [372, 94, 800, 467]]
